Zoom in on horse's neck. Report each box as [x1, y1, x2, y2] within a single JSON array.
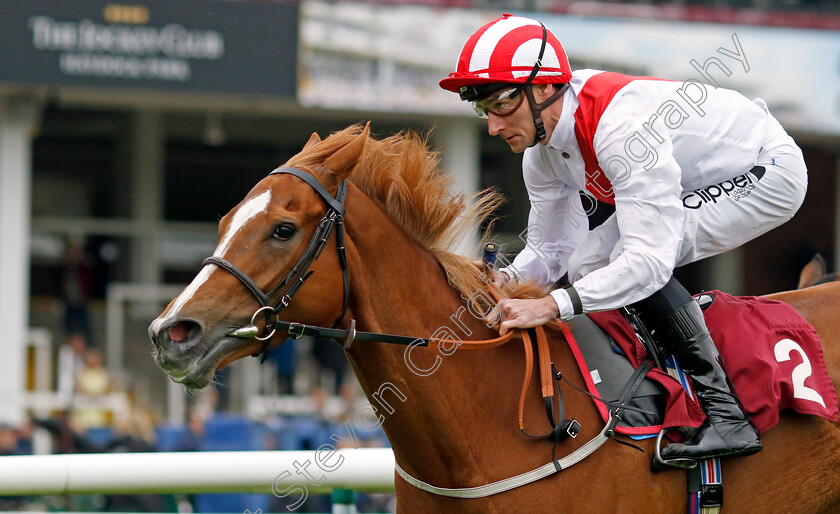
[[341, 185, 508, 480], [342, 184, 489, 337]]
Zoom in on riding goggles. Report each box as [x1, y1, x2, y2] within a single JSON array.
[[472, 87, 525, 119]]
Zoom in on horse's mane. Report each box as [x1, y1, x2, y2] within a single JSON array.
[[286, 124, 548, 306]]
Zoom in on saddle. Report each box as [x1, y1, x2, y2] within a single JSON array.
[[566, 291, 838, 436], [564, 314, 667, 435]]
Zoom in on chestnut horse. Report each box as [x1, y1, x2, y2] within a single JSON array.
[[150, 124, 840, 513]]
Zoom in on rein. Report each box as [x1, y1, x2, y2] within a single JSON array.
[[268, 314, 565, 437]]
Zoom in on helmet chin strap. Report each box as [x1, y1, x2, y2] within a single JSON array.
[[525, 83, 568, 147], [515, 22, 568, 147]]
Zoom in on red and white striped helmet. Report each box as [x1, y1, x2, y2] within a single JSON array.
[[439, 14, 571, 97]]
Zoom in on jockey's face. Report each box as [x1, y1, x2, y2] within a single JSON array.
[[486, 84, 561, 154]]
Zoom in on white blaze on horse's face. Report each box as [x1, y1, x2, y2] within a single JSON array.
[[152, 190, 272, 334], [214, 189, 272, 258]]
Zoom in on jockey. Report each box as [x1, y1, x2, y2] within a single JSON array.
[[440, 14, 808, 462]]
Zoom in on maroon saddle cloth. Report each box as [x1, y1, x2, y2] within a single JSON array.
[[569, 291, 838, 435]]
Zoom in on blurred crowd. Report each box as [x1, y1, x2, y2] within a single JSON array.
[[3, 339, 392, 513], [4, 237, 393, 513]]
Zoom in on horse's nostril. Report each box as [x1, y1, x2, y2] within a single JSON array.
[[169, 321, 197, 343]]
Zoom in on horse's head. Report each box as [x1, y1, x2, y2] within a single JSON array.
[[149, 124, 369, 388]]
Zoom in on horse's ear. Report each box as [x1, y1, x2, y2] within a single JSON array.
[[303, 132, 321, 150], [322, 122, 370, 183], [798, 253, 827, 289]]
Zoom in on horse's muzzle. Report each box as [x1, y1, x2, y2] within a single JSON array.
[[148, 318, 207, 379], [149, 317, 255, 388]]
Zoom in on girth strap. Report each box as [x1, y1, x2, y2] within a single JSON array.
[[395, 419, 612, 498]]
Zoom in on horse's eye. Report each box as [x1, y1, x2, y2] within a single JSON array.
[[273, 223, 297, 241]]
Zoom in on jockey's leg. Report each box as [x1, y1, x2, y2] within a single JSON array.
[[629, 277, 762, 460], [676, 111, 807, 267]]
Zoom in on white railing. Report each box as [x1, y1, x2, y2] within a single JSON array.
[[0, 448, 395, 496]]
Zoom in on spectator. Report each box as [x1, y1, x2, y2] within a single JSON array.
[[61, 238, 94, 345], [57, 333, 86, 399], [264, 338, 297, 394], [309, 337, 357, 423], [104, 408, 164, 512], [0, 423, 21, 456], [72, 348, 112, 430], [0, 423, 26, 511], [11, 420, 34, 455], [173, 409, 206, 453], [30, 417, 102, 454], [311, 337, 348, 396], [57, 238, 95, 407], [172, 410, 207, 512], [214, 367, 232, 412], [107, 407, 157, 453], [77, 349, 110, 396], [192, 388, 219, 422]]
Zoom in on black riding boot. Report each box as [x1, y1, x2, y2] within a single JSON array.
[[630, 278, 762, 461]]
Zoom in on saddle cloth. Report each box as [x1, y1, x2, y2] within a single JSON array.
[[572, 291, 839, 434]]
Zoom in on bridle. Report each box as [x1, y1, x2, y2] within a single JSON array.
[[202, 166, 350, 363]]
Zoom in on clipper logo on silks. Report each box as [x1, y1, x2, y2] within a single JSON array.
[[681, 166, 766, 210]]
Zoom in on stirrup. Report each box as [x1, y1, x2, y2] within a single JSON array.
[[651, 428, 698, 472]]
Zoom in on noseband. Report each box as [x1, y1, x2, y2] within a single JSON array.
[[201, 166, 349, 362]]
